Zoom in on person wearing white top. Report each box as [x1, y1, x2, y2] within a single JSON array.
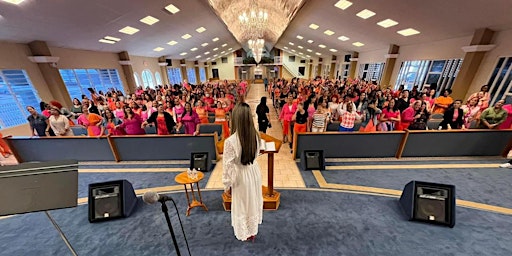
[[47, 107, 74, 136]]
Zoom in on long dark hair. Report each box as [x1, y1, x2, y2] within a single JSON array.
[[256, 97, 267, 114], [231, 103, 259, 165]]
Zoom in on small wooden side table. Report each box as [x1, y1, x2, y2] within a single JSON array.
[[174, 171, 208, 216]]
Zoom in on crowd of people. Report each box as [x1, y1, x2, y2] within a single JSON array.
[[264, 78, 510, 146]]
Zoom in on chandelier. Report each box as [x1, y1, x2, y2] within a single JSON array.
[[249, 38, 265, 63], [238, 2, 268, 40]]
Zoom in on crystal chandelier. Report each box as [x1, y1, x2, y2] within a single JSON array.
[[248, 38, 265, 63], [238, 2, 268, 40]]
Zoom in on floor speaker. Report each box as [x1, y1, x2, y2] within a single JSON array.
[[88, 180, 137, 223], [301, 150, 325, 171], [399, 181, 456, 228], [190, 152, 211, 171]]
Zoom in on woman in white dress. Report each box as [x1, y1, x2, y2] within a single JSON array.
[[222, 103, 263, 241], [47, 106, 74, 136]]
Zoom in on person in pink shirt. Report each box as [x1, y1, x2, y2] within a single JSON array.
[[117, 106, 145, 135], [400, 100, 422, 130], [279, 94, 297, 144], [379, 98, 401, 131], [498, 101, 512, 129]]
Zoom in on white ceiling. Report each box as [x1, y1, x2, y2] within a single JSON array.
[[0, 0, 511, 61]]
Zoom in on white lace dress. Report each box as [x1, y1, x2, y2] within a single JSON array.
[[222, 132, 263, 241]]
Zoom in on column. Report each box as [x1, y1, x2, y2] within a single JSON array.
[[118, 51, 136, 94], [451, 28, 495, 100], [27, 41, 72, 107], [195, 65, 201, 84], [348, 52, 359, 79], [329, 59, 336, 79], [205, 63, 210, 81], [158, 57, 169, 85], [234, 66, 239, 80], [308, 63, 313, 79], [180, 60, 188, 83], [317, 63, 322, 78], [279, 65, 283, 79], [380, 44, 400, 88]]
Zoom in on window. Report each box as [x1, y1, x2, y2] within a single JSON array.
[[298, 67, 305, 76], [359, 63, 384, 82], [134, 72, 141, 87], [289, 56, 296, 62], [488, 56, 512, 105], [167, 68, 183, 85], [221, 57, 228, 63], [199, 67, 207, 82], [59, 69, 125, 101], [395, 59, 463, 91], [187, 68, 197, 84], [141, 70, 154, 89], [155, 72, 163, 86], [0, 70, 41, 129]]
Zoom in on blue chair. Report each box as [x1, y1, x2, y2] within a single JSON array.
[[144, 125, 157, 134], [70, 125, 87, 136], [198, 123, 223, 140]]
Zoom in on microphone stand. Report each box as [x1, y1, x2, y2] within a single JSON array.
[[160, 201, 181, 256]]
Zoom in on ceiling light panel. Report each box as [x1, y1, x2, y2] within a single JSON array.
[[289, 42, 294, 45], [204, 52, 210, 55], [104, 36, 121, 42], [318, 44, 326, 48], [119, 26, 140, 35], [212, 37, 219, 42], [153, 47, 164, 52], [306, 49, 312, 52], [337, 36, 350, 41], [196, 55, 202, 58], [397, 28, 420, 36], [284, 46, 288, 49], [309, 23, 319, 30], [99, 39, 115, 44], [180, 52, 187, 56], [165, 4, 180, 14], [329, 49, 338, 52], [181, 34, 192, 39], [296, 35, 304, 40], [213, 48, 218, 51], [298, 46, 304, 49], [334, 0, 352, 10], [140, 16, 159, 25], [196, 27, 206, 33], [315, 52, 321, 56], [307, 40, 314, 43], [3, 0, 25, 5], [324, 30, 335, 36], [356, 9, 376, 19], [377, 19, 398, 28], [190, 48, 198, 51], [222, 44, 227, 47], [352, 42, 365, 47], [167, 40, 178, 45], [201, 43, 209, 47]]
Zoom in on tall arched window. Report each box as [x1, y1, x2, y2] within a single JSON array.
[[141, 69, 155, 89], [134, 72, 141, 88], [155, 71, 163, 86]]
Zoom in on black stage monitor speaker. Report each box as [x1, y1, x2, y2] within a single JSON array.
[[301, 150, 325, 171], [399, 181, 456, 228], [88, 180, 137, 223], [190, 152, 211, 171]]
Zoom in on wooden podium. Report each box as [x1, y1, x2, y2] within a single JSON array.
[[222, 132, 282, 211]]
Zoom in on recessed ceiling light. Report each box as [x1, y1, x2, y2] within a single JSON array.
[[377, 19, 399, 28], [318, 44, 326, 48], [222, 43, 227, 47], [119, 26, 139, 35], [334, 0, 352, 10], [201, 43, 209, 47], [213, 48, 218, 51], [352, 42, 365, 47], [196, 55, 202, 58], [165, 4, 180, 14], [284, 46, 288, 49], [299, 52, 303, 55], [329, 49, 338, 52], [104, 36, 121, 42], [140, 16, 159, 25], [397, 28, 420, 36], [181, 34, 192, 39], [291, 49, 296, 52], [167, 40, 178, 45], [153, 47, 164, 52], [196, 27, 206, 33], [228, 48, 233, 50], [212, 37, 219, 42], [99, 39, 116, 44], [204, 52, 210, 55], [306, 49, 312, 52], [356, 9, 376, 19], [306, 55, 311, 58], [221, 51, 226, 54], [296, 35, 304, 40], [307, 40, 314, 43], [3, 0, 25, 5], [289, 42, 294, 46], [190, 48, 198, 51], [206, 58, 211, 60], [309, 23, 319, 30], [315, 52, 321, 56], [298, 46, 304, 49], [324, 30, 335, 36], [180, 52, 187, 56], [214, 54, 218, 57], [337, 36, 350, 41]]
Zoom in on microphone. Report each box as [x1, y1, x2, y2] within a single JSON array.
[[142, 191, 172, 204]]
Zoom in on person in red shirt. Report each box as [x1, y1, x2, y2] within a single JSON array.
[[279, 94, 297, 144]]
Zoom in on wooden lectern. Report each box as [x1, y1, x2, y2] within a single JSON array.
[[222, 132, 282, 211]]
